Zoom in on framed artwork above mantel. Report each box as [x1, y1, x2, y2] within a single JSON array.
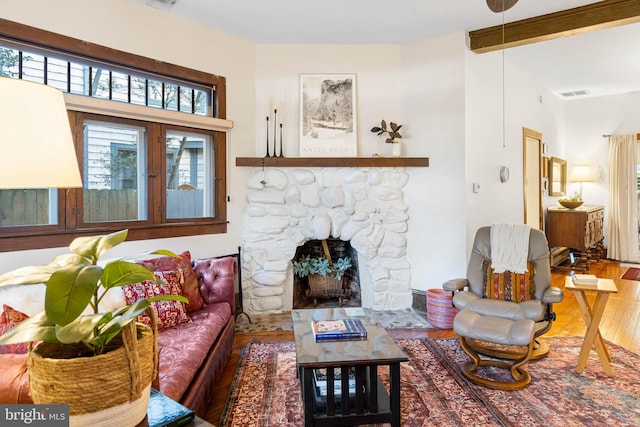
[[299, 74, 357, 157]]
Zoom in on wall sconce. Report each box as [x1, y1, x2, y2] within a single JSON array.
[[0, 78, 82, 189], [568, 164, 594, 201]]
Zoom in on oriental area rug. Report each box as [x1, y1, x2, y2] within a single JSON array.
[[220, 337, 640, 427], [621, 267, 640, 281]]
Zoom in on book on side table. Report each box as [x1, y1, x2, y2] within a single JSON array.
[[571, 274, 599, 287], [311, 319, 367, 342], [145, 388, 195, 427]]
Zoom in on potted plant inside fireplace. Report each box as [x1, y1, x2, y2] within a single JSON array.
[[293, 240, 353, 306]]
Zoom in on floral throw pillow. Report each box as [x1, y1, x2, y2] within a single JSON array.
[[137, 251, 205, 312], [0, 304, 30, 354], [482, 260, 536, 303], [122, 270, 191, 330]]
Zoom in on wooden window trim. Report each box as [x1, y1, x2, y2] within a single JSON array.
[[0, 19, 228, 252], [0, 18, 226, 119]]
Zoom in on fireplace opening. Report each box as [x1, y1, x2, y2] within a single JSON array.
[[292, 238, 361, 309]]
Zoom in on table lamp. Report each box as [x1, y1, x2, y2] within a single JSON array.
[[0, 77, 82, 189], [568, 164, 594, 201]]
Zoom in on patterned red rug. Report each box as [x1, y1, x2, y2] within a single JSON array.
[[621, 267, 640, 281], [220, 337, 640, 427]]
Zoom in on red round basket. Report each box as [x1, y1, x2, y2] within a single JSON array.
[[426, 289, 458, 329]]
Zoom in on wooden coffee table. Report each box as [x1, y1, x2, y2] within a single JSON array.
[[292, 308, 408, 427]]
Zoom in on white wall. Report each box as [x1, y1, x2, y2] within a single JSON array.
[[0, 0, 255, 271], [464, 48, 566, 255], [563, 90, 640, 247], [402, 33, 468, 289]]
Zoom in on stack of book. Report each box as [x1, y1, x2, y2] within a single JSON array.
[[311, 319, 367, 342], [313, 368, 356, 398], [571, 273, 599, 287]]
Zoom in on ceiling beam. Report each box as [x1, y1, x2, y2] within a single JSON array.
[[469, 0, 640, 53]]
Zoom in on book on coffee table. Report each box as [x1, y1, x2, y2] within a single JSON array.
[[311, 319, 367, 341]]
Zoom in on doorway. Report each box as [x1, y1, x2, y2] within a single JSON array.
[[523, 128, 543, 230]]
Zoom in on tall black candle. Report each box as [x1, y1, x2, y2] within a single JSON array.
[[273, 108, 278, 158], [265, 116, 270, 157], [279, 123, 284, 157]]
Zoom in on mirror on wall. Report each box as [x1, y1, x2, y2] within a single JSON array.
[[549, 157, 566, 196]]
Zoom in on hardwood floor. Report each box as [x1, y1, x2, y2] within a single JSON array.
[[204, 259, 640, 425]]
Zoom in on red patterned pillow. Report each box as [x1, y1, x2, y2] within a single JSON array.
[[122, 270, 191, 330], [0, 305, 30, 354], [137, 251, 205, 312], [482, 260, 536, 303]]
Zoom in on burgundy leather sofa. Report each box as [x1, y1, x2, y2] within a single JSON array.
[[0, 255, 237, 418]]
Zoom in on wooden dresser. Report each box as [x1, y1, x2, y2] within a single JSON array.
[[546, 205, 605, 271]]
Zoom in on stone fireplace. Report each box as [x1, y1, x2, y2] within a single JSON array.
[[241, 166, 412, 314]]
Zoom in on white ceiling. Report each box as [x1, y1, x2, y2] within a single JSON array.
[[136, 0, 640, 99]]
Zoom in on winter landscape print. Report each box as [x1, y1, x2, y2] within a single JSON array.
[[299, 74, 357, 157]]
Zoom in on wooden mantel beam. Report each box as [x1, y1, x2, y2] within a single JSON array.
[[469, 0, 640, 53]]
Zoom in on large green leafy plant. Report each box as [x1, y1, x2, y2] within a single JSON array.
[[0, 230, 185, 355]]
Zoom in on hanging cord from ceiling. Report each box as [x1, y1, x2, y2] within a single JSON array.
[[501, 1, 506, 148]]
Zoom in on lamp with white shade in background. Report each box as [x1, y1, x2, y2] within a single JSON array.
[[568, 164, 594, 201], [0, 77, 82, 189]]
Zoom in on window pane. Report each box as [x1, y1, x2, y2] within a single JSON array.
[[47, 57, 68, 91], [0, 189, 58, 226], [0, 47, 20, 77], [166, 130, 213, 219], [179, 88, 193, 113], [148, 80, 163, 108], [165, 83, 178, 111], [22, 52, 44, 83], [83, 121, 147, 222], [91, 67, 110, 98], [131, 76, 146, 106], [112, 71, 129, 102], [194, 89, 208, 115], [69, 62, 88, 95]]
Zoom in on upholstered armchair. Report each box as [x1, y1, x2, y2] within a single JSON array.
[[444, 226, 564, 360]]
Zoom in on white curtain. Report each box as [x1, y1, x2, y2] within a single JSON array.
[[607, 133, 640, 261]]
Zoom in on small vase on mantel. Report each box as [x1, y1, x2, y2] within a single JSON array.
[[391, 139, 402, 157]]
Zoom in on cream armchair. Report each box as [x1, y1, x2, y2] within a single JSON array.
[[444, 226, 564, 359]]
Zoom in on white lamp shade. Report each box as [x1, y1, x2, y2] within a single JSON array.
[[0, 78, 82, 189], [568, 165, 594, 183]]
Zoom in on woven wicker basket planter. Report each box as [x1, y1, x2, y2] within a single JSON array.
[[28, 321, 157, 427], [306, 274, 351, 306]]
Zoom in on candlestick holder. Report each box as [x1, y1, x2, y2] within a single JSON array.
[[273, 109, 278, 158], [265, 116, 271, 157], [279, 123, 284, 157]]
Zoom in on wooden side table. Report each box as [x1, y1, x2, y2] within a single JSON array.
[[565, 277, 618, 376]]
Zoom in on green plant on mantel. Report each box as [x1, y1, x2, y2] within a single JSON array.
[[0, 229, 186, 356], [293, 255, 353, 280], [371, 120, 403, 143]]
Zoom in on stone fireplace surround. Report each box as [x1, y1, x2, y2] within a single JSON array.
[[241, 166, 413, 314]]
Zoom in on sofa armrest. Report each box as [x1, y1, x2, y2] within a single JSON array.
[[192, 256, 237, 316]]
